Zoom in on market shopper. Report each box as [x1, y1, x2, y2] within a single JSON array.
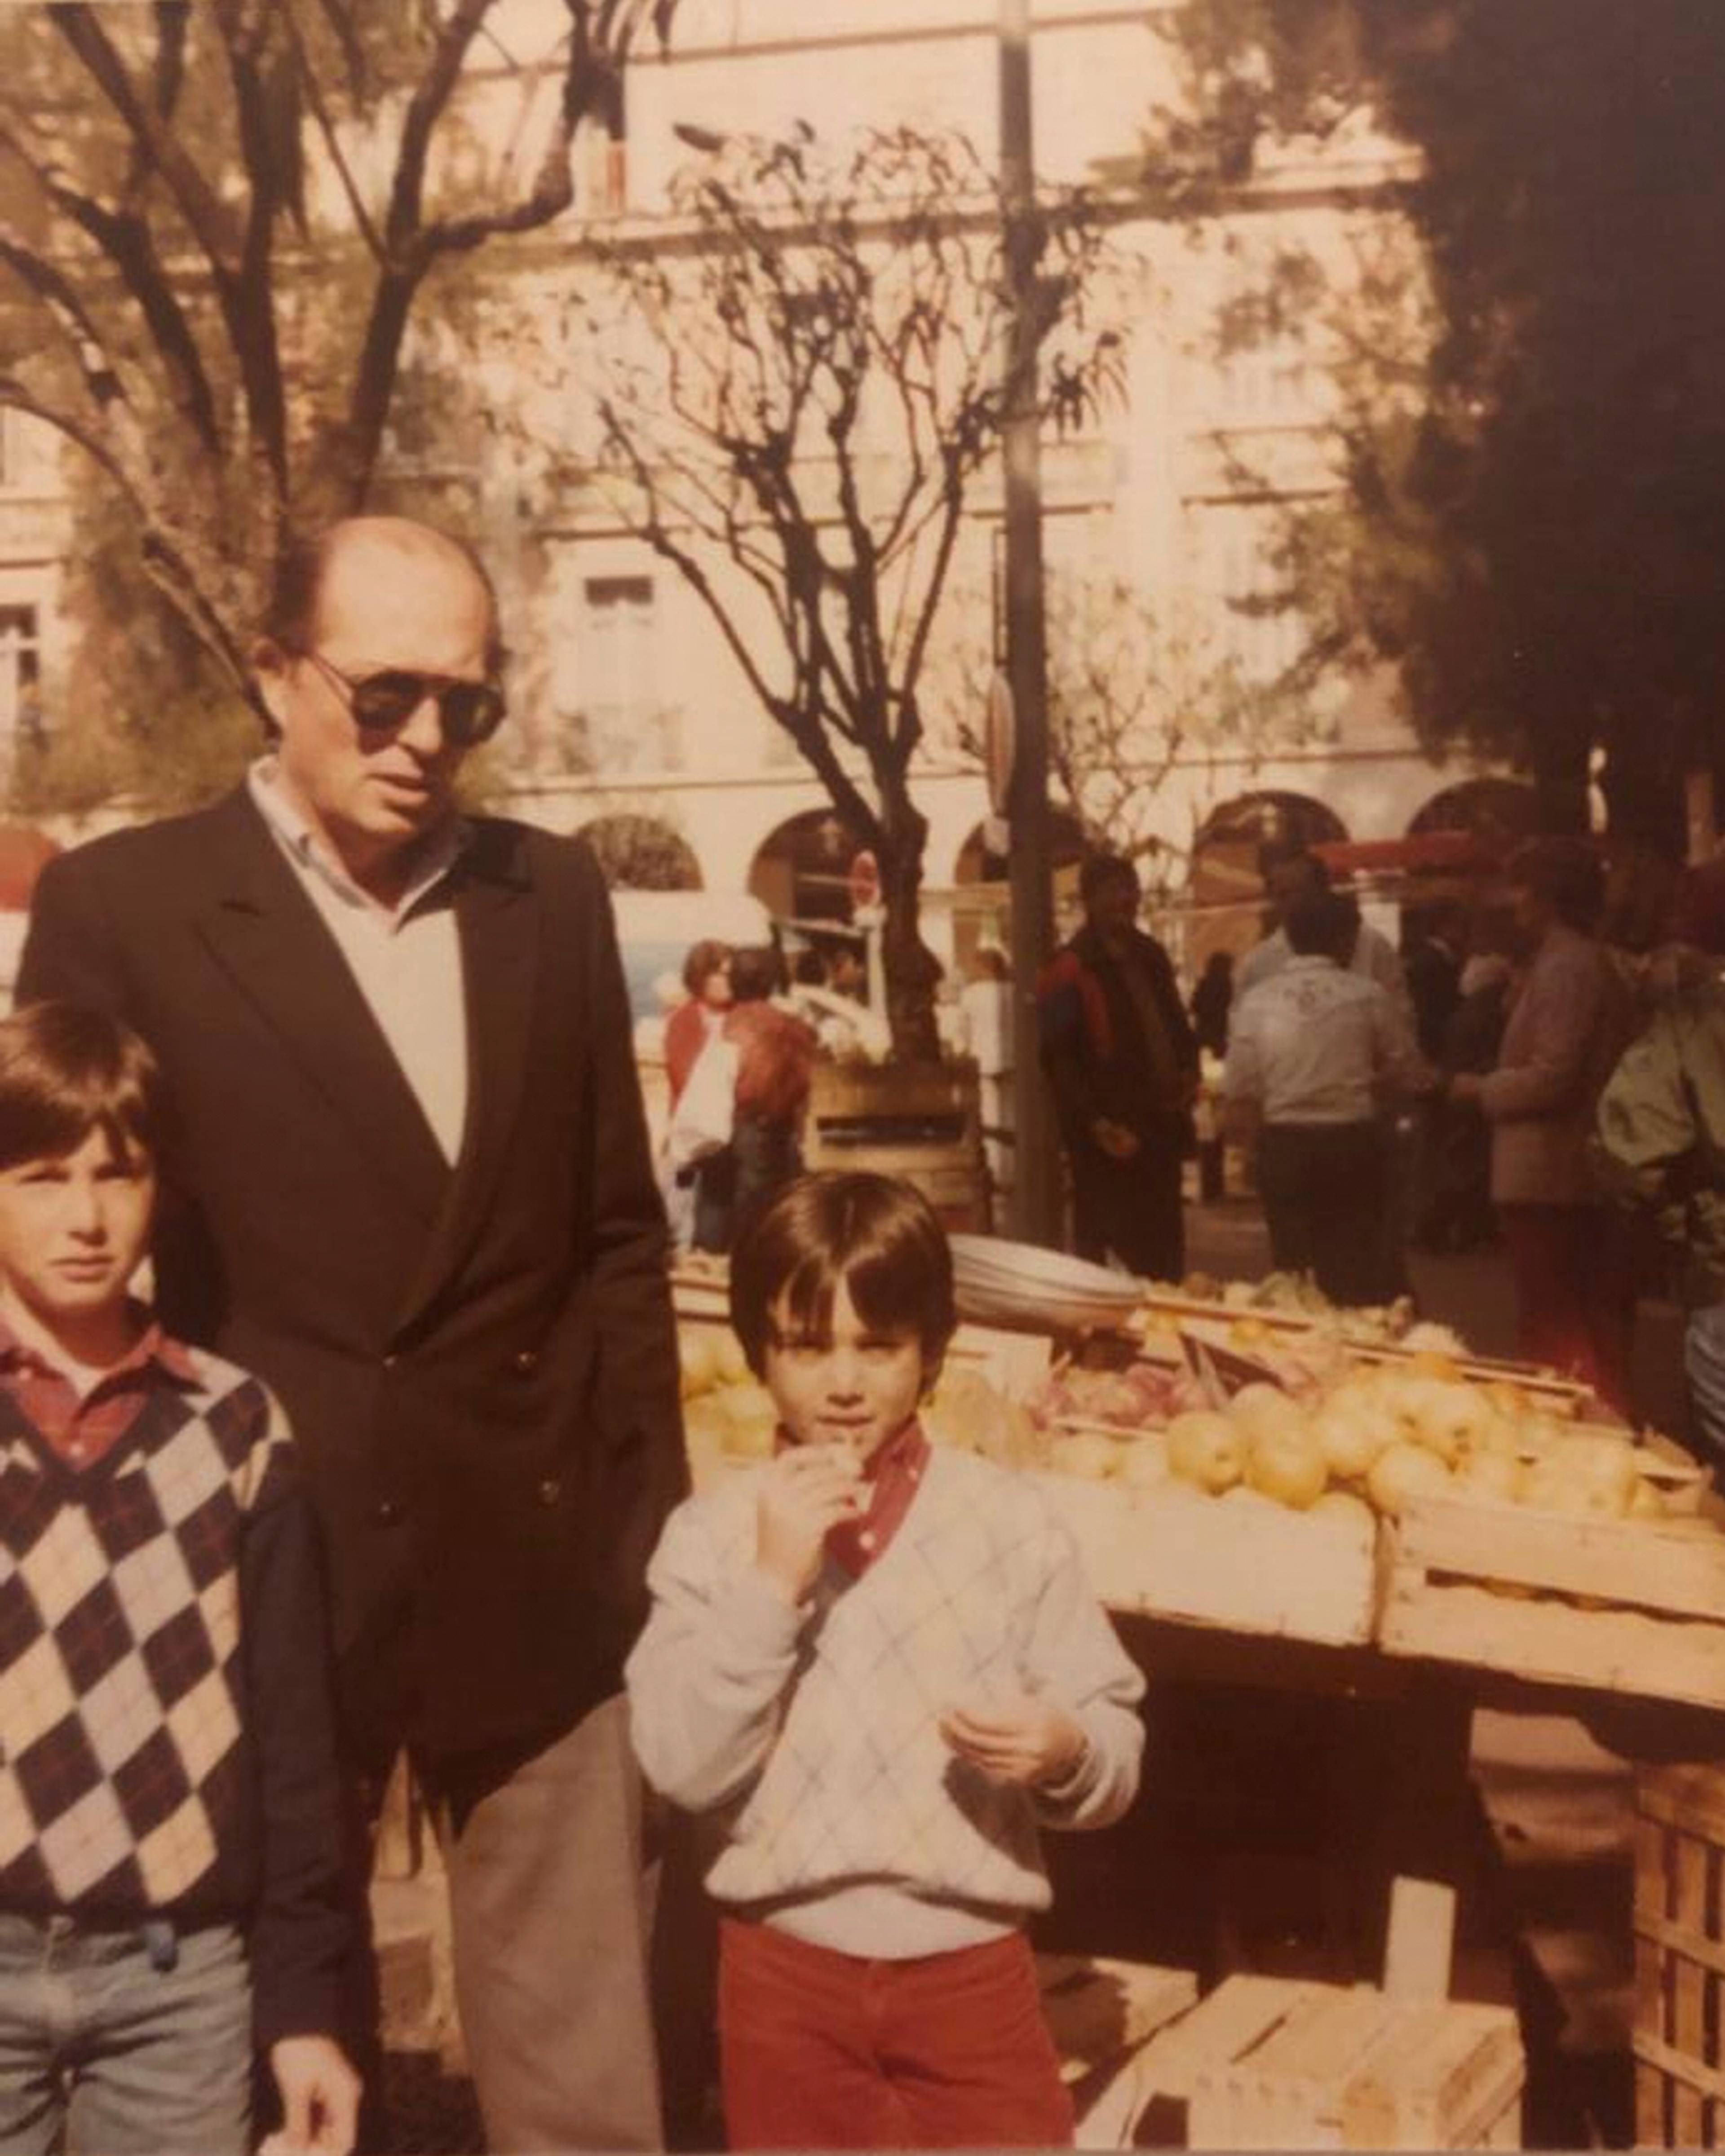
[[15, 515, 686, 2152], [1223, 887, 1428, 1305], [1232, 844, 1407, 1012], [1451, 835, 1636, 1411], [1038, 854, 1199, 1282], [1594, 858, 1725, 1467], [626, 1171, 1146, 2151], [724, 943, 818, 1239], [0, 1002, 357, 2156], [664, 937, 737, 1253]]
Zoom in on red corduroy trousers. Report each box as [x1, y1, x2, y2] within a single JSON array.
[[717, 1917, 1074, 2150]]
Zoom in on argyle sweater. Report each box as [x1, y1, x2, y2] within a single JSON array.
[[625, 1447, 1146, 1959], [0, 1341, 348, 2048]]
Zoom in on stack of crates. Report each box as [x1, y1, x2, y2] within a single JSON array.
[[1634, 1765, 1725, 2147]]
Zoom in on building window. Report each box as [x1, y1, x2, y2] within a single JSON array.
[[1189, 504, 1305, 689], [0, 606, 43, 751], [573, 574, 680, 773]]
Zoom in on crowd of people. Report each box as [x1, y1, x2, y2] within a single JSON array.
[[1039, 832, 1725, 1456], [6, 504, 1725, 2156]]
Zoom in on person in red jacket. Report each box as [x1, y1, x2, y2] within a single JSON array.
[[725, 945, 818, 1241]]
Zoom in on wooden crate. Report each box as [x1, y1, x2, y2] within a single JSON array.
[[1031, 1472, 1378, 1646], [802, 1058, 989, 1230], [1377, 1493, 1725, 1710], [1119, 1975, 1523, 2149], [1035, 1953, 1199, 2084], [1633, 1766, 1725, 2147], [1033, 1956, 1201, 2150]]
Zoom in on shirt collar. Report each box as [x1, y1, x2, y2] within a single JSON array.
[[0, 1306, 200, 1390], [247, 755, 468, 923]]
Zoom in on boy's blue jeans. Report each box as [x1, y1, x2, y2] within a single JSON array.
[[0, 1914, 251, 2156]]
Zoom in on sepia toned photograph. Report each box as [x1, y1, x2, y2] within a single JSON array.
[[1, 3, 1723, 2150]]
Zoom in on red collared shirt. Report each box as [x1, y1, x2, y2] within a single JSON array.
[[771, 1417, 931, 1578], [0, 1312, 201, 1471]]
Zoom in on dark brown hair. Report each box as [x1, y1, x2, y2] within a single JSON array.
[[729, 944, 783, 1003], [1507, 835, 1606, 933], [729, 1171, 957, 1381], [0, 1002, 169, 1175], [681, 938, 734, 997]]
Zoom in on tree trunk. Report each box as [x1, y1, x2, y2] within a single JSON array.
[[1529, 727, 1591, 836], [876, 838, 942, 1065]]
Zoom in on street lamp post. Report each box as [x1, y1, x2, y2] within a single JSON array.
[[1000, 0, 1060, 1247]]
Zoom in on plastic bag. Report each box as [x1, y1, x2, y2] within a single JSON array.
[[665, 1032, 739, 1171]]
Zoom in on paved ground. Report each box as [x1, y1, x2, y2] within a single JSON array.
[[374, 1195, 1695, 2150]]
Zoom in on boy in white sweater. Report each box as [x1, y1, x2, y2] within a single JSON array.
[[626, 1171, 1145, 2149]]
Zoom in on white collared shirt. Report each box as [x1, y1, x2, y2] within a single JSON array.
[[1224, 955, 1421, 1125], [247, 758, 469, 1162]]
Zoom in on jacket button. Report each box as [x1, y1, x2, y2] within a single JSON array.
[[536, 1477, 561, 1507], [382, 1354, 398, 1372], [375, 1499, 404, 1526], [514, 1348, 538, 1375]]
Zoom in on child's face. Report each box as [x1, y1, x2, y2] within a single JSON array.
[[0, 1127, 155, 1339], [762, 1277, 928, 1464]]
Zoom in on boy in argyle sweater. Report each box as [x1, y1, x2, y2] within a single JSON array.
[[626, 1171, 1145, 2150], [0, 1002, 356, 2156]]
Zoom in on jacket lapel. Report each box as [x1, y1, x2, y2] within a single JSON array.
[[392, 822, 540, 1337], [193, 789, 451, 1223]]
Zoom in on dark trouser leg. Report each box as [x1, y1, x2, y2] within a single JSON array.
[[1068, 1135, 1184, 1281], [1260, 1122, 1387, 1305]]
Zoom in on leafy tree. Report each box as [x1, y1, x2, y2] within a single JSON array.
[[571, 126, 1118, 1061], [0, 0, 676, 728], [1147, 0, 1725, 846]]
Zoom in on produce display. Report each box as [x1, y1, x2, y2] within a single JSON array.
[[670, 1244, 1724, 1695]]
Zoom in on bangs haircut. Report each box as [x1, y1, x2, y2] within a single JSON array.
[[730, 1171, 956, 1380], [0, 1002, 168, 1175]]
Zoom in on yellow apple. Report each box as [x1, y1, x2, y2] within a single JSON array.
[[1048, 1431, 1123, 1481], [1246, 1422, 1327, 1511], [1166, 1410, 1247, 1494], [677, 1325, 722, 1397], [1454, 1450, 1524, 1504], [1367, 1441, 1454, 1517], [1310, 1397, 1389, 1482]]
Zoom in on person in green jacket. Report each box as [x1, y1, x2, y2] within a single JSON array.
[[1594, 859, 1725, 1468]]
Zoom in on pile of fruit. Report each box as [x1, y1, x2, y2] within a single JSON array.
[[1145, 1364, 1679, 1526], [676, 1320, 1040, 1472]]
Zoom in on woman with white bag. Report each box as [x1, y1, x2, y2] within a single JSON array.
[[663, 939, 739, 1252]]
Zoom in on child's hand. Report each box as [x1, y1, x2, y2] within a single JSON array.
[[754, 1445, 863, 1604], [262, 2033, 362, 2155], [939, 1692, 1087, 1789]]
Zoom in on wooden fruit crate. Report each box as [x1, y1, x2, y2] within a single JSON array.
[[1376, 1493, 1725, 1710], [802, 1058, 989, 1230], [1118, 1975, 1523, 2148], [1033, 1956, 1200, 2151], [1633, 1765, 1725, 2147], [1032, 1473, 1378, 1646]]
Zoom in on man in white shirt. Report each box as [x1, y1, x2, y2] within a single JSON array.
[[1225, 888, 1428, 1305], [1233, 846, 1408, 1014]]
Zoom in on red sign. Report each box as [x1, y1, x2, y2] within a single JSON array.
[[847, 848, 881, 910]]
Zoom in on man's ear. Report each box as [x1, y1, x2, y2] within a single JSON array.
[[249, 638, 292, 735]]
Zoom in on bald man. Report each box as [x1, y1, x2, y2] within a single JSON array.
[[19, 517, 686, 2151]]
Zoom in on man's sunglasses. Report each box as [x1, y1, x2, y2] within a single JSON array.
[[302, 649, 507, 748]]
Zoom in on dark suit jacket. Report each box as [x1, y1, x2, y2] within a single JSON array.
[[18, 786, 687, 1767]]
